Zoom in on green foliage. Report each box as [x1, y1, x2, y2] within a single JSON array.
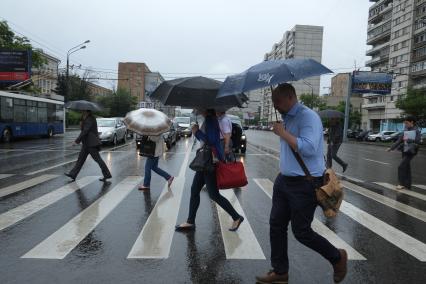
[[54, 74, 92, 102], [299, 93, 327, 110], [396, 88, 426, 120], [96, 88, 137, 117], [0, 21, 46, 68], [66, 110, 82, 126], [324, 101, 361, 129]]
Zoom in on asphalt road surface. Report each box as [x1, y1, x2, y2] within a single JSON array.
[[0, 131, 425, 283]]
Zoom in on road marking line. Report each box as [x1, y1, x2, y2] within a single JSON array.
[[21, 176, 142, 259], [0, 175, 58, 198], [335, 173, 364, 184], [342, 181, 426, 223], [363, 158, 390, 165], [0, 176, 99, 231], [216, 190, 266, 260], [341, 200, 426, 261], [0, 174, 13, 180], [374, 182, 426, 202], [414, 184, 426, 191], [127, 144, 192, 259], [253, 178, 366, 260], [26, 160, 78, 176]]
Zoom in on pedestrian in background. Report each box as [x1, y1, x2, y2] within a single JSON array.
[[138, 135, 174, 191], [175, 109, 244, 232], [387, 116, 421, 190], [65, 110, 112, 182], [256, 83, 347, 284], [326, 117, 348, 172], [217, 110, 233, 157]]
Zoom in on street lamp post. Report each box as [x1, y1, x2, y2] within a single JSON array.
[[65, 40, 90, 101]]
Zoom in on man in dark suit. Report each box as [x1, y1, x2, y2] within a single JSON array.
[[65, 110, 112, 182]]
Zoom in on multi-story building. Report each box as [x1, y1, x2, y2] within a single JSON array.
[[87, 82, 113, 97], [365, 0, 417, 131], [117, 62, 151, 103], [260, 25, 324, 124], [32, 49, 60, 95], [410, 0, 426, 89]]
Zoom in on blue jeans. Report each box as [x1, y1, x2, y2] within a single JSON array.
[[143, 157, 171, 187], [270, 174, 341, 274]]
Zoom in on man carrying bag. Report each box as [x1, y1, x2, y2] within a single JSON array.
[[256, 84, 347, 284]]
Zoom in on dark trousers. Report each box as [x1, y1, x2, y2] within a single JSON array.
[[143, 156, 171, 187], [187, 170, 240, 224], [270, 174, 340, 274], [398, 153, 414, 189], [326, 143, 347, 169], [69, 146, 111, 179]]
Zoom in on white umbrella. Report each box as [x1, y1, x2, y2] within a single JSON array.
[[123, 108, 171, 136]]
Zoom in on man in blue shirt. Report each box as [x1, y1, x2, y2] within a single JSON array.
[[256, 84, 347, 284]]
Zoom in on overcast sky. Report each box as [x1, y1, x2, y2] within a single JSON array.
[[2, 0, 372, 93]]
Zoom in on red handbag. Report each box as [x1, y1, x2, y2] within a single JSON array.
[[216, 161, 248, 190]]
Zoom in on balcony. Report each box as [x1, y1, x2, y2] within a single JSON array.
[[362, 102, 386, 109], [369, 2, 393, 22], [365, 54, 389, 67], [366, 42, 390, 56], [367, 29, 391, 45], [411, 69, 426, 78], [368, 14, 392, 31]]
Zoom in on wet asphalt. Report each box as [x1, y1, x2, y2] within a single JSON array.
[[0, 131, 425, 284]]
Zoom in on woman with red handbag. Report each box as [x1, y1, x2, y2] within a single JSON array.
[[175, 109, 244, 232]]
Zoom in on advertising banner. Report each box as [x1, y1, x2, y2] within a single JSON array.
[[352, 71, 392, 94], [0, 49, 32, 82]]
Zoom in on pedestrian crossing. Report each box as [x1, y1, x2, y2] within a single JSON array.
[[0, 172, 425, 263]]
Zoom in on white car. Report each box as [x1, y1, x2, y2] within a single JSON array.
[[97, 118, 127, 145], [367, 131, 397, 142]]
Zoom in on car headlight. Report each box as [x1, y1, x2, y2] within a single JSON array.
[[241, 135, 246, 140]]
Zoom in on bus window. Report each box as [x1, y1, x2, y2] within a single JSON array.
[[48, 103, 56, 123], [27, 101, 38, 123], [37, 102, 47, 123], [0, 97, 13, 122], [55, 104, 64, 122], [13, 99, 26, 122]]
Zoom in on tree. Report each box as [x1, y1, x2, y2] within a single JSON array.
[[96, 88, 137, 117], [329, 101, 361, 129], [0, 21, 45, 68], [299, 93, 326, 110], [54, 73, 91, 102], [396, 88, 426, 121]]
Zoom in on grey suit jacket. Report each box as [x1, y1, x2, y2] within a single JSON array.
[[75, 115, 101, 148]]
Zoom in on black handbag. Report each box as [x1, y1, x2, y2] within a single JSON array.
[[139, 136, 156, 157], [404, 143, 419, 155], [189, 144, 215, 172]]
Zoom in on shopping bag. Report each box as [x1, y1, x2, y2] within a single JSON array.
[[216, 161, 248, 189]]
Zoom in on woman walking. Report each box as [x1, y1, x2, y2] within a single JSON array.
[[387, 116, 421, 190], [175, 109, 244, 232], [139, 134, 174, 190]]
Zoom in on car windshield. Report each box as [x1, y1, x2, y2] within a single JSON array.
[[97, 119, 116, 127], [174, 117, 190, 124]]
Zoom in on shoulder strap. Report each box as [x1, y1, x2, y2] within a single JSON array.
[[289, 147, 313, 180]]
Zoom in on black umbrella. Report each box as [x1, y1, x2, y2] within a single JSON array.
[[65, 100, 102, 112], [149, 76, 247, 108], [318, 109, 344, 119]]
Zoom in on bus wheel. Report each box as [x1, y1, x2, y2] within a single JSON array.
[[47, 128, 54, 138], [2, 128, 12, 143]]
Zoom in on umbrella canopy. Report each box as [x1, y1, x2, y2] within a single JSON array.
[[149, 76, 247, 108], [217, 58, 333, 102], [123, 108, 171, 136], [65, 100, 102, 112], [318, 109, 344, 119]]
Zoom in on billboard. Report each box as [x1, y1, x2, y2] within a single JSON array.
[[352, 71, 392, 94], [0, 49, 32, 83]]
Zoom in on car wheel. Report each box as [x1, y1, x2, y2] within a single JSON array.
[[112, 135, 118, 146], [375, 138, 380, 142], [241, 148, 246, 154], [166, 142, 171, 149], [2, 128, 12, 143], [123, 133, 127, 143]]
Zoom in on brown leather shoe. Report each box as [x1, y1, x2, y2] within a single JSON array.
[[333, 249, 348, 283], [256, 270, 288, 284]]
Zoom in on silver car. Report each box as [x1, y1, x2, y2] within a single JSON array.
[[97, 118, 127, 145]]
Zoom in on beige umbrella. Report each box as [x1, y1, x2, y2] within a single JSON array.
[[123, 108, 171, 136]]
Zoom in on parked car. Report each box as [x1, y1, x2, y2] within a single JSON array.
[[163, 123, 178, 149], [228, 115, 247, 154], [97, 118, 127, 145], [355, 130, 372, 141], [347, 129, 362, 138], [367, 131, 397, 142], [383, 131, 402, 142]]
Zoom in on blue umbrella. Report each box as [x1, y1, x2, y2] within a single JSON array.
[[216, 58, 333, 102]]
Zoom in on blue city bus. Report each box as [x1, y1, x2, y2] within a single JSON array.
[[0, 91, 65, 142]]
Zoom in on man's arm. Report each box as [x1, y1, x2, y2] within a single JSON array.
[[75, 117, 93, 144]]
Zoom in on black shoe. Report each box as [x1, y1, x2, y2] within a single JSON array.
[[342, 163, 348, 173], [229, 216, 244, 232], [175, 224, 196, 232], [64, 173, 76, 181]]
